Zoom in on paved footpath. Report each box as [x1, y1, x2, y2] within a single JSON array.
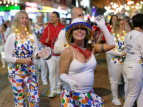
[[0, 53, 127, 107]]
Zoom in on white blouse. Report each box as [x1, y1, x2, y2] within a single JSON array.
[[124, 30, 143, 65]]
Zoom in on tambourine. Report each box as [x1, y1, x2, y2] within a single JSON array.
[[41, 47, 53, 60]]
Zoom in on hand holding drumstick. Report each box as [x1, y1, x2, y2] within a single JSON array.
[[45, 26, 50, 43]]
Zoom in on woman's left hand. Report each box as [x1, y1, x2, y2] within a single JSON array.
[[95, 15, 105, 28], [121, 51, 126, 56]]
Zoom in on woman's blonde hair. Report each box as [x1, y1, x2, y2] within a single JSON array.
[[10, 11, 33, 34], [112, 19, 123, 35]]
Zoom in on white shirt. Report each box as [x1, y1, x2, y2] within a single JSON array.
[[124, 30, 143, 65], [53, 28, 67, 54]]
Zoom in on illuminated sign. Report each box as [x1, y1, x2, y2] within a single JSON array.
[[0, 5, 20, 11], [26, 2, 37, 7], [25, 2, 38, 13], [10, 10, 20, 16], [41, 6, 53, 12], [0, 12, 4, 16], [40, 6, 67, 14], [26, 7, 38, 13]]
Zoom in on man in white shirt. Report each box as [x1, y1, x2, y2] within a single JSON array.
[[32, 12, 48, 85], [53, 7, 84, 54]]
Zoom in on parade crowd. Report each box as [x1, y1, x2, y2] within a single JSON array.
[[0, 6, 143, 107]]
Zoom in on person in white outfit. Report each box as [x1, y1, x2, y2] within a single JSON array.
[[123, 13, 143, 107], [59, 16, 115, 107], [107, 19, 128, 105], [40, 11, 65, 98], [32, 12, 48, 85], [53, 7, 84, 54]]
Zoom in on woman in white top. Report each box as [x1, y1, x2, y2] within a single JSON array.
[[107, 19, 128, 105], [123, 13, 143, 107], [4, 11, 42, 107], [59, 16, 115, 106]]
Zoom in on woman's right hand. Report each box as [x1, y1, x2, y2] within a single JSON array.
[[68, 79, 78, 91], [121, 51, 126, 56], [25, 58, 33, 65]]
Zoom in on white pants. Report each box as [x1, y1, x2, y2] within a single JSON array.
[[123, 63, 143, 107], [46, 55, 61, 93], [0, 45, 5, 66], [106, 53, 112, 83], [34, 58, 48, 83], [110, 63, 128, 99]]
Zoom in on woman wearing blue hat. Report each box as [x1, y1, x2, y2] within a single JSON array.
[[59, 16, 115, 107]]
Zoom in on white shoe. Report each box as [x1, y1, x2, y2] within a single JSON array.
[[48, 92, 56, 98], [43, 81, 48, 85], [2, 65, 5, 68], [112, 99, 121, 105], [56, 88, 61, 94]]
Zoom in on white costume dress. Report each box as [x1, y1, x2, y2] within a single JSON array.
[[107, 34, 128, 100], [123, 30, 143, 107]]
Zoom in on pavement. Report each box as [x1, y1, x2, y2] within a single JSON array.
[[0, 53, 134, 107]]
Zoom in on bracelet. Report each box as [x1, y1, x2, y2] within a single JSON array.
[[101, 44, 105, 53]]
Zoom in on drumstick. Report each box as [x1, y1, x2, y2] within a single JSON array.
[[48, 26, 49, 39], [45, 26, 49, 47]]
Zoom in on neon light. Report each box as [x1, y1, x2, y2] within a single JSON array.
[[26, 2, 37, 7], [0, 5, 20, 11], [25, 7, 38, 13]]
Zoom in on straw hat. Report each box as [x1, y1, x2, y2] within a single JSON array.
[[66, 18, 92, 44]]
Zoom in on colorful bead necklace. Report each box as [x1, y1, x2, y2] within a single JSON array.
[[71, 43, 91, 58]]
